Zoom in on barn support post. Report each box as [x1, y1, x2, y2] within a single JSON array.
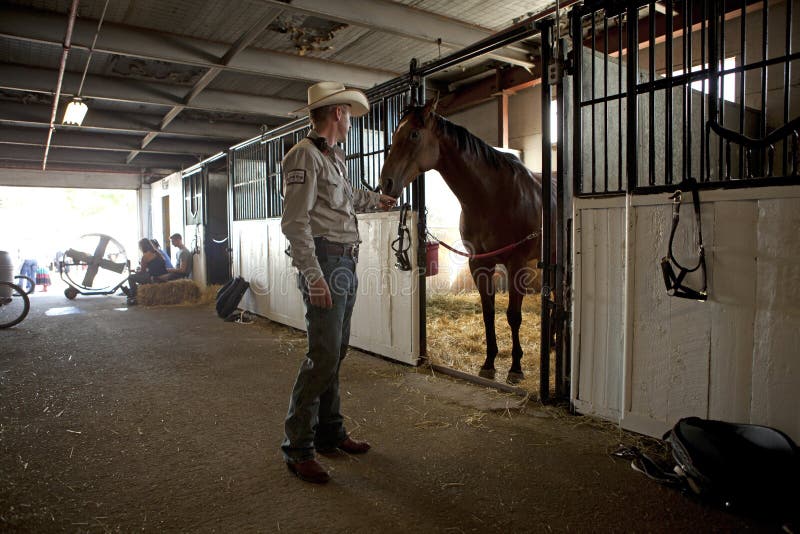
[[554, 34, 570, 400], [538, 18, 554, 403], [409, 59, 428, 360]]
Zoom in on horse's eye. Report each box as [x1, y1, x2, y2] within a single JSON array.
[[410, 130, 420, 141]]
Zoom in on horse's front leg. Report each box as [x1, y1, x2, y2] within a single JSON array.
[[506, 279, 525, 385], [471, 261, 498, 379]]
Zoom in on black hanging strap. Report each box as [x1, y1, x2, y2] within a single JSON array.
[[660, 178, 708, 301], [392, 203, 412, 271]]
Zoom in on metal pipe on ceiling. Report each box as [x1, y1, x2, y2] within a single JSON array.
[[42, 0, 79, 171]]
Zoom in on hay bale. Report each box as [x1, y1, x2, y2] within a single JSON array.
[[137, 279, 201, 306]]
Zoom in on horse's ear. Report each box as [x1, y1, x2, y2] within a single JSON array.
[[423, 93, 439, 118]]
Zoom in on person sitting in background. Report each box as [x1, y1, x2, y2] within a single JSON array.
[[151, 239, 174, 269], [124, 238, 167, 305], [159, 233, 193, 281]]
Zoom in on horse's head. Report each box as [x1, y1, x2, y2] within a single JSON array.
[[379, 95, 440, 197]]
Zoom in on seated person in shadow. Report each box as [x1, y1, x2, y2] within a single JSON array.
[[158, 233, 193, 281], [151, 239, 174, 269], [125, 238, 167, 305]]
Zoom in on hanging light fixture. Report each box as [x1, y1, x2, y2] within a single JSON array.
[[62, 97, 88, 125], [60, 0, 110, 127]]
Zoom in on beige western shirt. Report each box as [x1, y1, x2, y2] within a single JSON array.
[[281, 130, 382, 283]]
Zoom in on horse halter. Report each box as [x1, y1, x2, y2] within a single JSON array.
[[391, 203, 412, 271], [660, 178, 708, 301]]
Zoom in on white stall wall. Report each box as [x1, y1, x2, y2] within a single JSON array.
[[148, 172, 206, 284], [232, 211, 420, 365], [573, 186, 800, 443]]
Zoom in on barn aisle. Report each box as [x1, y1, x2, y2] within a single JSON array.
[[1, 297, 770, 532]]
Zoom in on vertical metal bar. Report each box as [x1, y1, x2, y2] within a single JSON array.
[[572, 9, 583, 195], [539, 19, 552, 403], [604, 14, 609, 192], [572, 9, 583, 196], [760, 0, 768, 142], [718, 0, 725, 182], [686, 0, 693, 180], [591, 14, 596, 193], [627, 4, 639, 191], [738, 0, 746, 179], [783, 0, 792, 175], [701, 0, 708, 182], [683, 0, 689, 181], [666, 0, 673, 185], [648, 2, 655, 186], [618, 12, 623, 191]]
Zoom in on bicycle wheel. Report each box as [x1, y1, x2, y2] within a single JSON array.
[[0, 282, 30, 328], [14, 275, 35, 295]]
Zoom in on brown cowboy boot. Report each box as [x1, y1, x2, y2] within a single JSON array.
[[287, 458, 330, 484], [318, 437, 371, 455]]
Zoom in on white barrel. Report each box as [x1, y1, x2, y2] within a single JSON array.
[[0, 250, 13, 299]]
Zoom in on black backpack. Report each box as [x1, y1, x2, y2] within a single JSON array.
[[618, 417, 799, 525], [215, 276, 250, 319], [665, 417, 798, 515]]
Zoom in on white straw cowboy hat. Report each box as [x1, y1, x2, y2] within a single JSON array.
[[295, 81, 370, 117]]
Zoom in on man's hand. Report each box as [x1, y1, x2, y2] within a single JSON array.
[[308, 276, 333, 308], [378, 194, 397, 211]]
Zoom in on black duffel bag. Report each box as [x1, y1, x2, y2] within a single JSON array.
[[215, 276, 250, 319]]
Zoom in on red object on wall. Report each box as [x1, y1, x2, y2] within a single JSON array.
[[425, 241, 439, 277]]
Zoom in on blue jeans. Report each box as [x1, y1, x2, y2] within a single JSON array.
[[281, 255, 358, 464]]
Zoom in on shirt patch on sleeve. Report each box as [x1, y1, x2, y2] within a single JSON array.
[[285, 169, 306, 185]]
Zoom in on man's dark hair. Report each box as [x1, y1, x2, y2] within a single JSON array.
[[138, 238, 156, 253], [170, 233, 183, 240]]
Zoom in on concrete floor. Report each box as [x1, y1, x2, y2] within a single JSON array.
[[0, 293, 773, 532]]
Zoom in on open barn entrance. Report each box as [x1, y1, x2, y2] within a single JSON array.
[[0, 186, 138, 297]]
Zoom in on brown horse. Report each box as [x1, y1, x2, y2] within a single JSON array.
[[380, 97, 546, 384]]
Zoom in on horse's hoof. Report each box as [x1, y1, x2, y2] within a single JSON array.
[[478, 367, 496, 380], [506, 371, 524, 385]]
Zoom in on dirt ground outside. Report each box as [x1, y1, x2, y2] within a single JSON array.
[[1, 293, 774, 532]]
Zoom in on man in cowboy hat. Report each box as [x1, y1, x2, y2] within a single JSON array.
[[280, 81, 397, 483]]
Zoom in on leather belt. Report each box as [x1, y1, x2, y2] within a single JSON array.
[[313, 238, 359, 260]]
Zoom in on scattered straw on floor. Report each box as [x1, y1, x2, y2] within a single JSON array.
[[137, 279, 201, 306], [426, 291, 553, 394]]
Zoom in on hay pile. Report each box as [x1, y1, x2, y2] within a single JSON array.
[[426, 291, 552, 394], [137, 279, 201, 306]]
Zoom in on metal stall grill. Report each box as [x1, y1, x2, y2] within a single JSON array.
[[183, 169, 203, 225], [571, 0, 800, 197]]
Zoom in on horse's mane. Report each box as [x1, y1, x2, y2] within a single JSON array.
[[401, 106, 532, 177]]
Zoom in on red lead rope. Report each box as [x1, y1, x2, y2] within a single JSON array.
[[426, 231, 539, 260]]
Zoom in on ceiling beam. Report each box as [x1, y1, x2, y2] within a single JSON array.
[[257, 0, 535, 68], [0, 167, 142, 190], [0, 63, 304, 118], [0, 144, 199, 169], [129, 7, 282, 164], [0, 126, 229, 156], [438, 65, 542, 116], [0, 6, 394, 88], [0, 100, 264, 140]]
